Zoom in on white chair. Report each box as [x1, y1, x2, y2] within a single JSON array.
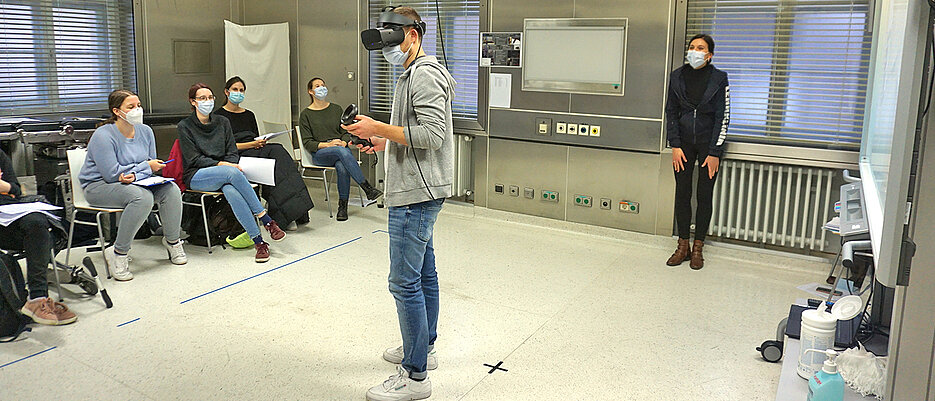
[[294, 124, 367, 218], [64, 148, 124, 280]]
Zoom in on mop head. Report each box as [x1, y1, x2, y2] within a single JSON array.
[[226, 232, 254, 249], [837, 343, 887, 399]]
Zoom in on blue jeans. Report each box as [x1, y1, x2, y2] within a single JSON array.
[[387, 199, 444, 379], [312, 146, 367, 200], [190, 165, 265, 238]]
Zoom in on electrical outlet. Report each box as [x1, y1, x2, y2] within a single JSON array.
[[509, 185, 519, 197], [567, 123, 578, 135], [590, 125, 601, 137], [574, 194, 593, 207], [494, 184, 504, 194], [524, 187, 535, 199], [619, 200, 640, 214], [541, 190, 559, 202], [535, 118, 552, 136], [600, 198, 612, 210], [556, 122, 567, 134], [578, 124, 590, 136]]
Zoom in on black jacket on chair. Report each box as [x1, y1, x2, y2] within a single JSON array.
[[665, 64, 730, 157]]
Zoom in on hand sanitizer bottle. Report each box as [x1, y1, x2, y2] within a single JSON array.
[[805, 349, 844, 401]]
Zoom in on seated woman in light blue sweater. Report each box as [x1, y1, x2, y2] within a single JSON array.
[[78, 89, 187, 281]]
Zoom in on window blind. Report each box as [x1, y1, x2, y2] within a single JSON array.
[[0, 0, 137, 116], [686, 0, 872, 150], [367, 1, 480, 121]]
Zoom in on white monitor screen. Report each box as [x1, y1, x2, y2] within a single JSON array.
[[522, 19, 627, 95]]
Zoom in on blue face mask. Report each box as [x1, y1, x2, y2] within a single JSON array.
[[228, 91, 245, 104], [382, 43, 409, 66], [196, 99, 214, 116], [313, 86, 328, 100]]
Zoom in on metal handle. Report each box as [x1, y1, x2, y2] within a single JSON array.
[[843, 169, 861, 183]]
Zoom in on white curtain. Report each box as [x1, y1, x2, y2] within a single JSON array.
[[224, 20, 292, 154]]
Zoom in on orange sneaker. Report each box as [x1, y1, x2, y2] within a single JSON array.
[[21, 298, 76, 326]]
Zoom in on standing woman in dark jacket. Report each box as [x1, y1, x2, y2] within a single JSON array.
[[213, 76, 314, 230], [177, 83, 286, 263], [665, 34, 729, 270]]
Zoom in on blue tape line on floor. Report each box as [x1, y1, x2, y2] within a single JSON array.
[[180, 236, 363, 304], [117, 318, 140, 327], [0, 346, 56, 370], [372, 230, 389, 234]]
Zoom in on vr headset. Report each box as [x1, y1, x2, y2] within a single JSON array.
[[360, 6, 426, 51]]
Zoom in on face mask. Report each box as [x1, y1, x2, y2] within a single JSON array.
[[120, 107, 144, 125], [228, 91, 245, 104], [382, 40, 410, 66], [686, 50, 708, 69], [313, 86, 328, 100], [196, 99, 214, 116]]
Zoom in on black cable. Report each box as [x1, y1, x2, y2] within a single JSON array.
[[405, 27, 436, 201], [923, 10, 935, 117], [434, 0, 450, 71]]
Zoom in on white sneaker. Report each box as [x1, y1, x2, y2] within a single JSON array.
[[383, 345, 437, 370], [104, 246, 133, 281], [284, 221, 298, 231], [163, 238, 188, 265], [366, 366, 431, 401]]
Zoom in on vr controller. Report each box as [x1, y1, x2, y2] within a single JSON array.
[[341, 104, 373, 148]]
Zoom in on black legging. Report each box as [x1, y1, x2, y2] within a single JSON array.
[[674, 143, 719, 241], [0, 212, 52, 299]]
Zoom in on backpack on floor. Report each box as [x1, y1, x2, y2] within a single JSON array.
[[0, 252, 31, 342], [181, 193, 245, 247]]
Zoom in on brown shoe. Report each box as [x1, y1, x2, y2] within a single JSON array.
[[255, 242, 270, 263], [666, 238, 691, 266], [264, 221, 285, 242], [690, 240, 705, 270], [21, 298, 76, 326], [51, 300, 77, 324]]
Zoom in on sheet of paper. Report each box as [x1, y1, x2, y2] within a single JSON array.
[[489, 73, 512, 109], [0, 202, 62, 227], [238, 156, 276, 186], [255, 130, 290, 141], [132, 176, 175, 187]]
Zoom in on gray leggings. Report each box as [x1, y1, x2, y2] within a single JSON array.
[[83, 181, 183, 254]]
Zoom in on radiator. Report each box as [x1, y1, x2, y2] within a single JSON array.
[[452, 134, 473, 197], [707, 160, 837, 252]]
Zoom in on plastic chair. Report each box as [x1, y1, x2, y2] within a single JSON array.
[[293, 124, 366, 218]]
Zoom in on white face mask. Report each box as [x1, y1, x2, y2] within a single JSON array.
[[120, 107, 144, 125], [686, 50, 708, 69], [196, 99, 214, 116]]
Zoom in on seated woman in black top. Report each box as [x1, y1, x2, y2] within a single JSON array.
[[299, 77, 382, 221], [213, 76, 313, 230], [178, 82, 286, 263], [0, 148, 76, 326]]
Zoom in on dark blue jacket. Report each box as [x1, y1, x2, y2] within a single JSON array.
[[665, 64, 730, 157]]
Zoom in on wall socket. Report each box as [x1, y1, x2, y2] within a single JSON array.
[[600, 198, 612, 210], [494, 184, 504, 194], [509, 185, 520, 197], [535, 118, 552, 136], [574, 194, 593, 207], [524, 187, 535, 199], [620, 200, 640, 214], [541, 190, 559, 202]]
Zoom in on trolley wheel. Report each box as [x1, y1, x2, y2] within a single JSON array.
[[757, 340, 784, 363]]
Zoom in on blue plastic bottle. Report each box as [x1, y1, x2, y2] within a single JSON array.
[[806, 349, 844, 401]]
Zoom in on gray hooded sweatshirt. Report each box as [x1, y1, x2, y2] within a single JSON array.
[[385, 55, 457, 207]]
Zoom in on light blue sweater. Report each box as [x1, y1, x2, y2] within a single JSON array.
[[79, 123, 157, 187]]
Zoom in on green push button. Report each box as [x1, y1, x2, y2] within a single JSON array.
[[630, 206, 636, 211], [584, 199, 589, 205], [550, 194, 556, 200]]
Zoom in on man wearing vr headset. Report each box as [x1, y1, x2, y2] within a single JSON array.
[[343, 5, 456, 401]]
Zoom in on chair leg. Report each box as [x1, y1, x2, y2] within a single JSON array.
[[322, 170, 333, 218], [64, 210, 77, 268], [48, 233, 64, 302], [96, 212, 112, 279], [201, 194, 213, 254]]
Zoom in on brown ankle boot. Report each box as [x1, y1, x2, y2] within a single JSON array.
[[690, 240, 705, 270], [666, 239, 691, 266]]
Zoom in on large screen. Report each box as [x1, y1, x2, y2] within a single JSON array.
[[522, 18, 627, 96], [859, 0, 928, 287]]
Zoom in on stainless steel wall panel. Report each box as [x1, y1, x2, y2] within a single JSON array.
[[489, 109, 661, 153], [487, 138, 567, 220]]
